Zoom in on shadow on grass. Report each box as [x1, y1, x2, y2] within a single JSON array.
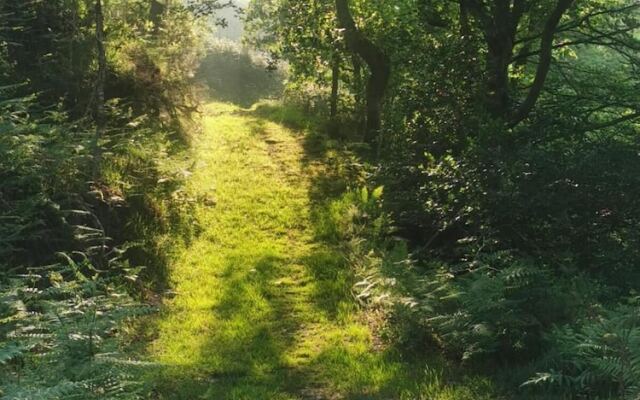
[[151, 253, 310, 399], [242, 102, 355, 202]]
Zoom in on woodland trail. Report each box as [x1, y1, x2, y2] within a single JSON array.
[[148, 102, 409, 399]]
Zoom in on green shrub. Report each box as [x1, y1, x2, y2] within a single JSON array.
[[0, 97, 88, 267], [0, 255, 155, 399], [0, 95, 161, 399], [408, 252, 594, 362], [525, 301, 640, 399]]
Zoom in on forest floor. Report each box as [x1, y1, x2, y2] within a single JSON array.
[[146, 101, 495, 400]]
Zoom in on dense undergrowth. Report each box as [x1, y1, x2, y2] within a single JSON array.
[[0, 1, 204, 398], [243, 1, 640, 398], [307, 122, 640, 399], [316, 95, 640, 398], [0, 83, 185, 400]]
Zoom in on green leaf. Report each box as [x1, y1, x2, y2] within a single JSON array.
[[371, 186, 384, 201]]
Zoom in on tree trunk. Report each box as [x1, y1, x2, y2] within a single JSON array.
[[352, 55, 365, 134], [335, 0, 390, 146], [485, 35, 513, 118], [92, 0, 107, 179], [330, 51, 340, 120], [459, 0, 471, 39], [150, 0, 165, 34], [364, 73, 386, 143]]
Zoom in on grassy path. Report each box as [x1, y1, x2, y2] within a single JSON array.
[[149, 102, 493, 399]]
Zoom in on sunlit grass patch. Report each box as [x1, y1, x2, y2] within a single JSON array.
[[147, 100, 500, 399]]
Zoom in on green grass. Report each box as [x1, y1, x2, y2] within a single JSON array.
[[147, 101, 499, 399]]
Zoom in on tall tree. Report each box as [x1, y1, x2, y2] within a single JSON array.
[[330, 50, 341, 120], [93, 0, 107, 178], [465, 0, 574, 123], [335, 0, 391, 145], [462, 0, 639, 127]]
